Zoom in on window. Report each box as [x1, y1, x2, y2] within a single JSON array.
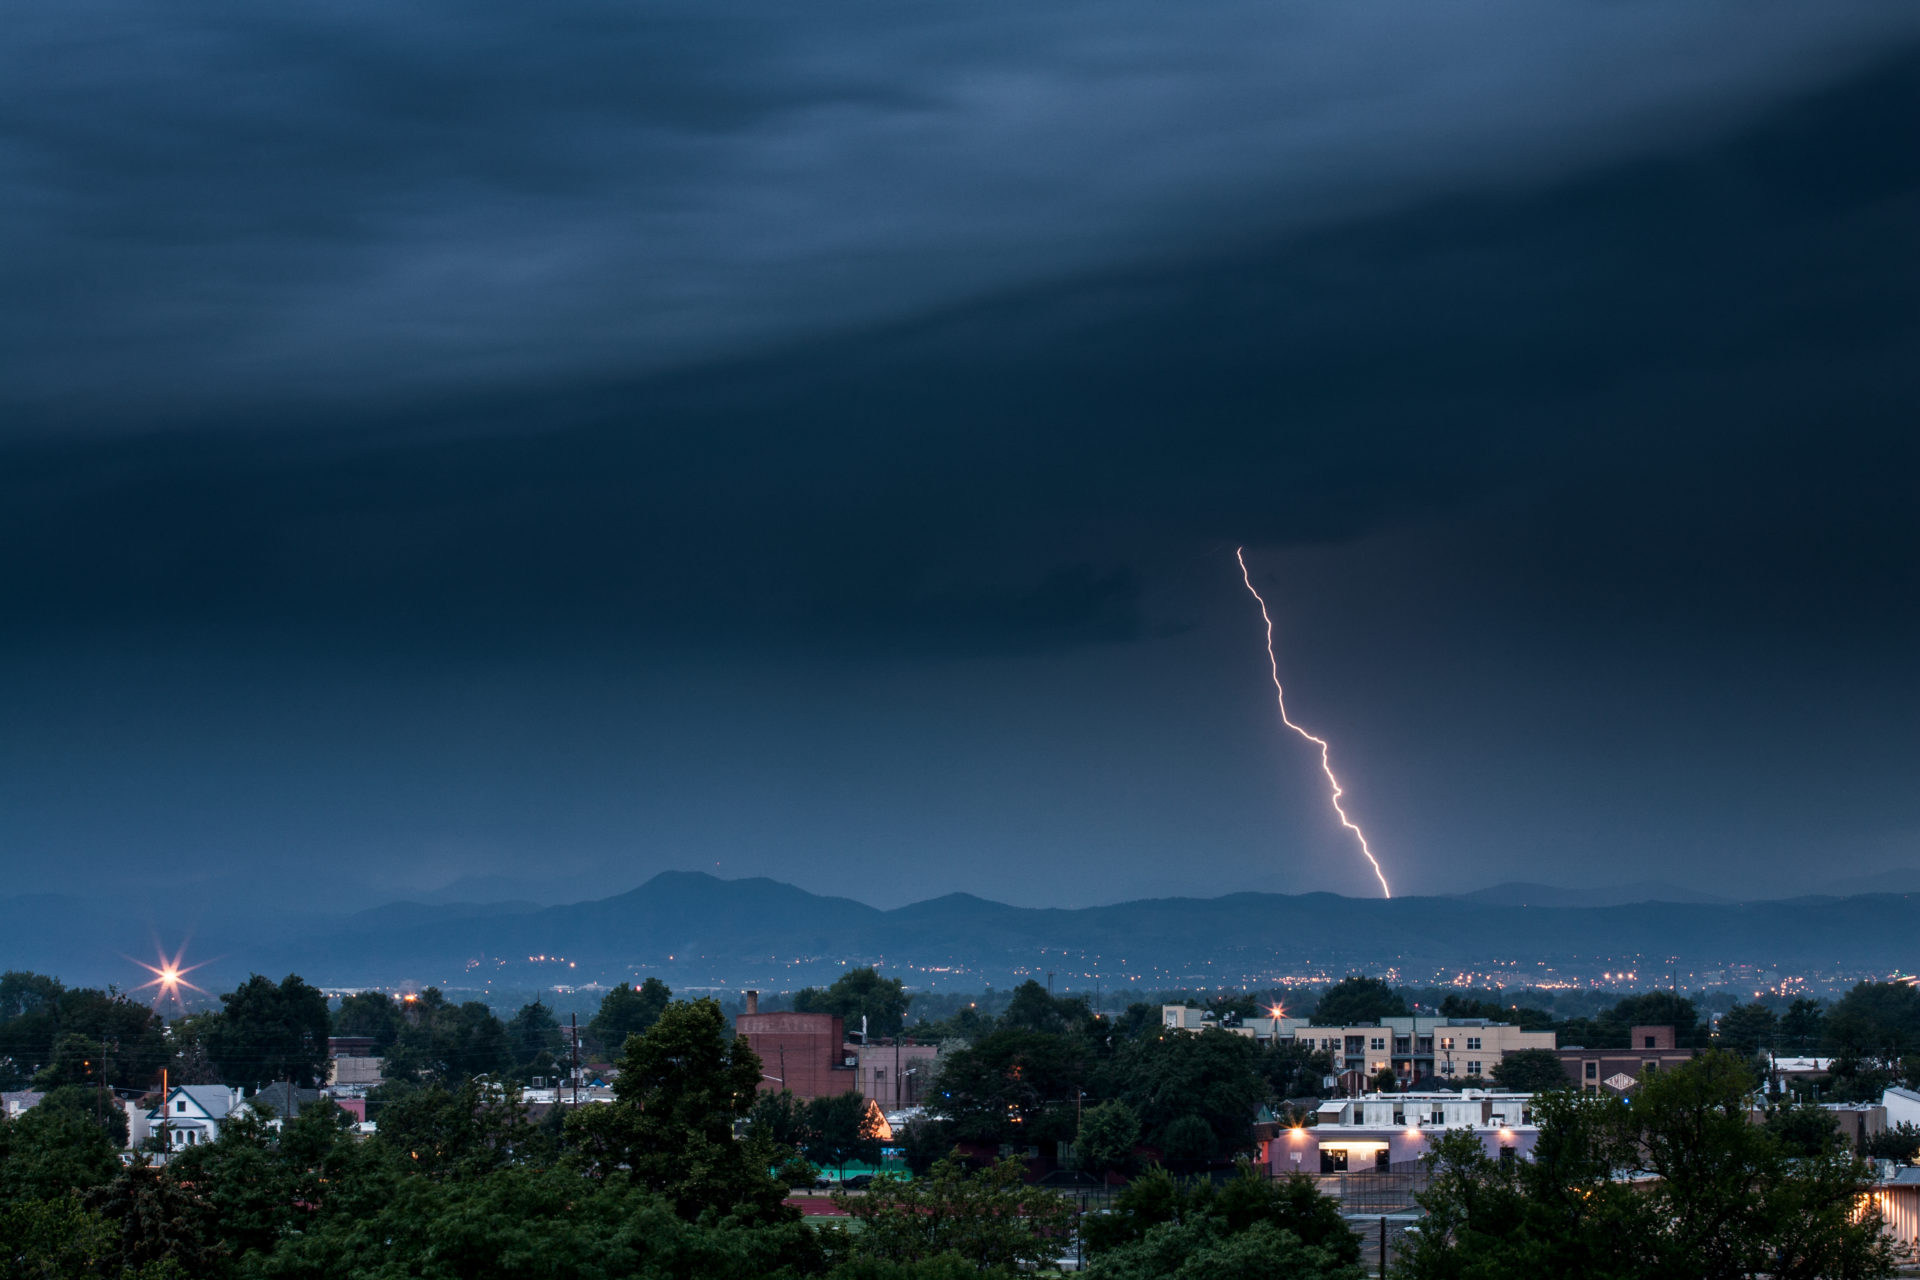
[[1499, 1145, 1516, 1167], [1467, 1061, 1482, 1075], [1440, 1037, 1454, 1050], [1375, 1148, 1390, 1171], [1644, 1061, 1658, 1075], [1643, 1035, 1657, 1049], [1466, 1037, 1482, 1050], [1370, 1037, 1386, 1051], [1321, 1149, 1349, 1173], [1439, 1061, 1456, 1075], [1584, 1061, 1598, 1079], [176, 1101, 187, 1113]]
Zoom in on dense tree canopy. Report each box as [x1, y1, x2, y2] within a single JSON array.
[[1714, 1001, 1778, 1058], [793, 968, 913, 1039], [1309, 977, 1406, 1025], [584, 977, 672, 1058], [0, 970, 167, 1091], [1399, 1051, 1898, 1280], [565, 997, 788, 1223], [205, 973, 332, 1090], [1489, 1048, 1569, 1092]]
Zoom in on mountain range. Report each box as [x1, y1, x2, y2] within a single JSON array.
[[4, 871, 1916, 995]]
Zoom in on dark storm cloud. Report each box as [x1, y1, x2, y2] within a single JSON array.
[[4, 0, 1916, 427], [5, 40, 1920, 659]]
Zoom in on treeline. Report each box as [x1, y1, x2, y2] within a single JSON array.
[[4, 997, 1905, 1279], [0, 997, 1377, 1280]]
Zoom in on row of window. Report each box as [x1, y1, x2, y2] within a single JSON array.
[[1319, 1034, 1483, 1053]]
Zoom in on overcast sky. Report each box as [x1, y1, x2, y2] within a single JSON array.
[[2, 2, 1918, 913]]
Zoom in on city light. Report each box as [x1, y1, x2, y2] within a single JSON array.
[[131, 943, 208, 1008]]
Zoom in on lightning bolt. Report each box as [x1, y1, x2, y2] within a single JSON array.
[[1236, 546, 1392, 899]]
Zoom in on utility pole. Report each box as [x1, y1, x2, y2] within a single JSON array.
[[571, 1013, 579, 1108]]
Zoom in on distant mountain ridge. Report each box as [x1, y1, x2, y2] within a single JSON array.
[[1451, 881, 1733, 908], [5, 871, 1916, 991]]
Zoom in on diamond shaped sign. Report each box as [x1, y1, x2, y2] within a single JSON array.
[[1603, 1072, 1637, 1091]]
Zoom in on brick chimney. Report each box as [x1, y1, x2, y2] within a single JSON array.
[[745, 990, 759, 1016]]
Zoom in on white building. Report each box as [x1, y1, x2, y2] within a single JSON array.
[[140, 1085, 242, 1150], [1159, 1005, 1554, 1085], [1883, 1086, 1920, 1131], [1274, 1089, 1540, 1175]]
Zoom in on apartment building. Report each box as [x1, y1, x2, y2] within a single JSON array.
[[1160, 1006, 1553, 1084], [1272, 1089, 1539, 1174]]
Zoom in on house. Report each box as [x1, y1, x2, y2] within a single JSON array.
[[143, 1085, 242, 1150], [1884, 1086, 1920, 1131], [2, 1090, 45, 1120], [242, 1083, 324, 1124], [1555, 1025, 1698, 1095], [1272, 1089, 1538, 1175], [327, 1036, 385, 1091]]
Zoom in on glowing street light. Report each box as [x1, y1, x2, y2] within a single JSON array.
[[131, 944, 208, 1008]]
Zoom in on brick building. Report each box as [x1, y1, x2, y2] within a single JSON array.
[[733, 991, 858, 1099], [1555, 1024, 1698, 1094]]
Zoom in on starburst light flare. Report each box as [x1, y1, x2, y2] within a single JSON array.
[[131, 943, 209, 1007]]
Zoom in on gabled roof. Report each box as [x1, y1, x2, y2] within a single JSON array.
[[151, 1084, 235, 1120], [247, 1083, 323, 1119]]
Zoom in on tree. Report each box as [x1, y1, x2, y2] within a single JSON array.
[[807, 1091, 883, 1175], [1159, 1114, 1218, 1169], [1490, 1048, 1569, 1092], [562, 997, 788, 1222], [1211, 1166, 1359, 1263], [1438, 994, 1552, 1031], [371, 1079, 541, 1179], [1259, 1040, 1331, 1100], [584, 977, 671, 1057], [165, 1011, 222, 1085], [1109, 1027, 1264, 1161], [793, 967, 912, 1039], [934, 1028, 1089, 1147], [1309, 977, 1405, 1026], [1764, 1102, 1844, 1158], [504, 1001, 564, 1077], [1780, 998, 1826, 1054], [1602, 991, 1704, 1048], [1827, 981, 1920, 1061], [836, 1155, 1073, 1273], [1074, 1100, 1141, 1177], [1399, 1052, 1900, 1280], [995, 980, 1091, 1036], [1083, 1163, 1359, 1271], [1088, 1218, 1363, 1280], [381, 990, 514, 1085], [1716, 1001, 1779, 1059], [1370, 1065, 1400, 1094], [331, 991, 402, 1054], [1866, 1121, 1920, 1162], [0, 1097, 121, 1202], [258, 1163, 823, 1280], [205, 973, 331, 1090]]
